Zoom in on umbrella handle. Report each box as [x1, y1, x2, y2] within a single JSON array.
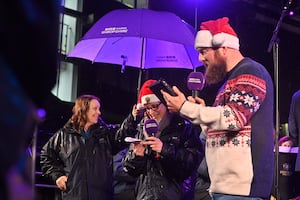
[[121, 55, 127, 73]]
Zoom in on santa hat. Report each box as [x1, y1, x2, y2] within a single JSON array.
[[194, 17, 239, 50], [137, 79, 160, 110]]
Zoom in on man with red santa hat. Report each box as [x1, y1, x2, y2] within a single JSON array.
[[162, 17, 274, 200]]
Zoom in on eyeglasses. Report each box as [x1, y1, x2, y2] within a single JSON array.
[[145, 102, 161, 111], [197, 47, 219, 55]]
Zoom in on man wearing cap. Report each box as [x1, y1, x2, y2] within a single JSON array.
[[162, 17, 274, 199], [118, 79, 203, 200]]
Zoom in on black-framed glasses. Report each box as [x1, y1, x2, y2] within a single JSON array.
[[197, 47, 219, 55], [145, 102, 161, 111]]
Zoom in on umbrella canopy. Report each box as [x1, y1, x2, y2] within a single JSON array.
[[67, 8, 202, 89]]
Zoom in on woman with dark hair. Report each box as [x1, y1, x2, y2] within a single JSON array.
[[40, 94, 133, 200]]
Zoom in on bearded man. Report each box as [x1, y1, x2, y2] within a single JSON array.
[[162, 17, 274, 200]]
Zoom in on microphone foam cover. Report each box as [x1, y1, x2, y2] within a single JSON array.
[[187, 72, 205, 91], [144, 119, 158, 136]]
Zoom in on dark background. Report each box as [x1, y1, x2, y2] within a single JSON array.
[[56, 0, 300, 128]]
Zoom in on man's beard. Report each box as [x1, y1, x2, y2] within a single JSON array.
[[205, 57, 227, 85]]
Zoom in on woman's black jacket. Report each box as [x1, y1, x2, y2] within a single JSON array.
[[120, 114, 204, 200], [40, 119, 133, 200]]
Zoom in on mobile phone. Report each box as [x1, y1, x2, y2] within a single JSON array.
[[124, 137, 141, 143], [149, 78, 177, 106]]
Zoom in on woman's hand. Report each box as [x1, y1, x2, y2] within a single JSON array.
[[142, 136, 163, 153], [132, 142, 146, 156], [132, 104, 144, 120], [56, 175, 67, 191]]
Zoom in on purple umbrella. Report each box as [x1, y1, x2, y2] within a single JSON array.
[[67, 8, 202, 90]]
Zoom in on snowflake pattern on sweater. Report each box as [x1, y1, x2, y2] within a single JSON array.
[[207, 74, 266, 147], [179, 57, 274, 197], [204, 72, 269, 196], [218, 74, 266, 125]]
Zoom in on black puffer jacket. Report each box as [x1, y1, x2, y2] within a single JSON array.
[[40, 119, 132, 200], [121, 114, 203, 200]]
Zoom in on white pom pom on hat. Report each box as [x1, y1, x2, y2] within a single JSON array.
[[136, 79, 160, 110], [194, 17, 239, 50]]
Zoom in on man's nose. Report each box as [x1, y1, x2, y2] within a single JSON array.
[[199, 53, 205, 62]]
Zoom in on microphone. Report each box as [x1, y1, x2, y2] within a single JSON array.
[[187, 72, 205, 98], [144, 119, 158, 138], [144, 119, 160, 159]]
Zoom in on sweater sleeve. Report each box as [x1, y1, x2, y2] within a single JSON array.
[[180, 73, 267, 132], [180, 102, 241, 131]]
